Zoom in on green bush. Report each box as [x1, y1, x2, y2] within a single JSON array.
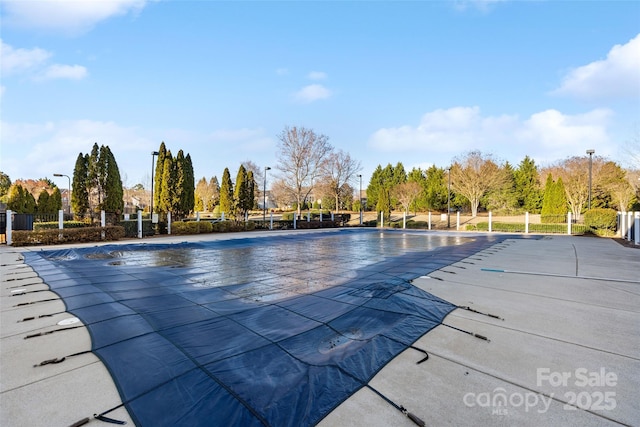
[[11, 226, 125, 246], [584, 208, 617, 231], [120, 220, 155, 237], [34, 221, 89, 230], [171, 221, 214, 235]]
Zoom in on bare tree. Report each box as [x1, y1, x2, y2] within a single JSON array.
[[450, 151, 506, 217], [392, 181, 422, 214], [321, 149, 361, 213], [270, 178, 296, 209], [276, 126, 333, 214]]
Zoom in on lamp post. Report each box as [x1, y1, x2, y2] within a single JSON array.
[[53, 173, 71, 214], [447, 167, 451, 229], [151, 151, 159, 218], [263, 166, 271, 223], [586, 149, 595, 210], [357, 174, 362, 225]]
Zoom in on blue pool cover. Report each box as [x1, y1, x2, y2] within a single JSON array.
[[24, 229, 508, 426]]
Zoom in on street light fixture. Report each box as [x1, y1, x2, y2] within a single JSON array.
[[263, 166, 271, 224], [357, 174, 362, 225], [586, 149, 595, 210], [53, 173, 71, 214], [151, 151, 159, 218]]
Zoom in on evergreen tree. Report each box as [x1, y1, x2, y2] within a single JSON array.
[[0, 172, 11, 198], [376, 186, 391, 225], [219, 168, 234, 216], [234, 165, 249, 218], [51, 187, 63, 212], [154, 142, 167, 212], [541, 174, 568, 222], [424, 166, 448, 211], [246, 170, 255, 210], [101, 146, 124, 213], [25, 190, 37, 213], [366, 165, 384, 209], [87, 143, 101, 210], [483, 162, 519, 214], [72, 153, 90, 218], [36, 190, 51, 214], [7, 184, 26, 212], [159, 151, 175, 214], [182, 154, 195, 216], [515, 156, 542, 213], [174, 150, 186, 218]]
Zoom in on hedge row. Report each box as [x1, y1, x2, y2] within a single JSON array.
[[33, 221, 90, 230], [467, 222, 590, 234], [170, 221, 257, 235], [11, 226, 125, 246]]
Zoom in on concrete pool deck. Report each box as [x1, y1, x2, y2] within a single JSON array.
[[1, 230, 639, 426]]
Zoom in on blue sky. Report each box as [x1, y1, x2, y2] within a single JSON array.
[[1, 0, 639, 190]]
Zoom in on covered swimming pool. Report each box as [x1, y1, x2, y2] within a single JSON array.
[[23, 229, 510, 426]]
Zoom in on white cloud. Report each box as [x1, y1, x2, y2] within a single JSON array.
[[37, 64, 88, 81], [368, 106, 614, 165], [308, 71, 327, 80], [0, 119, 154, 181], [1, 0, 150, 34], [0, 39, 51, 75], [0, 39, 88, 81], [293, 84, 332, 103], [552, 33, 640, 101]]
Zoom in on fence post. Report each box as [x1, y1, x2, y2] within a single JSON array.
[[100, 210, 106, 227], [428, 211, 431, 230], [628, 212, 633, 241], [320, 212, 323, 222], [456, 211, 460, 231], [167, 212, 172, 235], [567, 212, 572, 235], [59, 210, 64, 230], [634, 211, 639, 245], [293, 213, 297, 230], [137, 210, 143, 239], [307, 212, 310, 222], [221, 212, 225, 221], [525, 212, 529, 234], [380, 211, 384, 228], [196, 212, 200, 222], [6, 210, 12, 246], [488, 211, 492, 233], [403, 212, 406, 229], [270, 212, 273, 230]]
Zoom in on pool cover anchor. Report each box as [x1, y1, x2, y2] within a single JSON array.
[[443, 323, 490, 342], [34, 350, 92, 368], [366, 385, 425, 427], [457, 305, 504, 320]]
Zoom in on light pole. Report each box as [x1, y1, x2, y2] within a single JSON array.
[[447, 167, 451, 229], [586, 149, 595, 210], [151, 151, 159, 217], [53, 173, 71, 214], [263, 166, 271, 223], [357, 174, 362, 225]]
